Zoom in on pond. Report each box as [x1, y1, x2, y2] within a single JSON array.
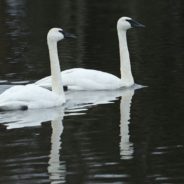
[[0, 0, 184, 183]]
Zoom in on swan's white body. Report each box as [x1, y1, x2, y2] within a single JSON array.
[[36, 17, 144, 91], [0, 84, 64, 110], [36, 68, 124, 90], [0, 28, 70, 111]]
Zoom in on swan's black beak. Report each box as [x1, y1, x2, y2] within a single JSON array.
[[127, 19, 145, 28], [63, 32, 76, 39]]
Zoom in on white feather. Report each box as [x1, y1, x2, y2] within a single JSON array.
[[0, 28, 68, 111], [36, 17, 144, 91], [36, 68, 124, 90], [0, 84, 64, 110]]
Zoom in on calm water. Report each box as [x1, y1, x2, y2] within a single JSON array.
[[0, 0, 184, 183]]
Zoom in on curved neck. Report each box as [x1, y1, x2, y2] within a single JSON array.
[[117, 29, 134, 86], [47, 40, 65, 98]]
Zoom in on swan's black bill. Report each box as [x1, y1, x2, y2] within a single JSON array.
[[127, 19, 145, 28], [63, 32, 76, 39]]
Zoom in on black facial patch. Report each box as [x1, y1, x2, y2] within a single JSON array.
[[21, 105, 28, 110], [126, 19, 145, 28], [63, 85, 68, 91], [59, 29, 76, 39], [59, 30, 64, 34], [126, 19, 136, 27]]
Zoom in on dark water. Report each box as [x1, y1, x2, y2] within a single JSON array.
[[0, 0, 184, 183]]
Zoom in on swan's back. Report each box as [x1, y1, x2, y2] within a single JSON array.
[[36, 68, 123, 90], [62, 68, 123, 90]]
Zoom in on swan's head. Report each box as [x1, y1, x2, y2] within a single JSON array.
[[47, 28, 76, 42], [117, 17, 145, 31]]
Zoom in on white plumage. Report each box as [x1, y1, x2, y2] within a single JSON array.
[[0, 28, 74, 111], [36, 17, 145, 90], [0, 84, 64, 110], [37, 68, 124, 90]]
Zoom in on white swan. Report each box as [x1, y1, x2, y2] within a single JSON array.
[[35, 17, 145, 90], [0, 28, 74, 111]]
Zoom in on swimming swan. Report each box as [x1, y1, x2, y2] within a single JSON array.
[[36, 17, 145, 90], [0, 28, 75, 111]]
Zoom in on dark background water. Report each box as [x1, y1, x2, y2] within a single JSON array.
[[0, 0, 184, 183]]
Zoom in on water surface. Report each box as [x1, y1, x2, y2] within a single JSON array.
[[0, 0, 184, 183]]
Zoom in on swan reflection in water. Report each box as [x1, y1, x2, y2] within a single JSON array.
[[0, 84, 141, 183], [66, 86, 138, 160], [48, 113, 66, 183], [119, 89, 134, 160]]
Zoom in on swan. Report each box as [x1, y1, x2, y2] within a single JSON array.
[[35, 17, 145, 90], [0, 28, 74, 111]]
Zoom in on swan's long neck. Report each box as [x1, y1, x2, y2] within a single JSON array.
[[117, 29, 134, 86], [47, 40, 65, 98]]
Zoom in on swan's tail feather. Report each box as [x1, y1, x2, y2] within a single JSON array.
[[0, 102, 28, 111]]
